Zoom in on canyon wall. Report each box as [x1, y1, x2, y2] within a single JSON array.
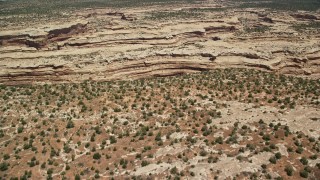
[[0, 7, 319, 85]]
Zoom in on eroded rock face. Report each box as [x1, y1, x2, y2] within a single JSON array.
[[0, 21, 87, 49], [291, 13, 318, 20], [0, 6, 319, 85]]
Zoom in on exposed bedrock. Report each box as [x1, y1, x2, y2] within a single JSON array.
[[1, 50, 319, 85], [0, 9, 319, 85], [0, 22, 87, 49], [291, 13, 318, 20]]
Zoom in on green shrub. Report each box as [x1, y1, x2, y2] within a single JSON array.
[[141, 160, 149, 167], [109, 136, 117, 144], [66, 121, 74, 128], [75, 174, 81, 180], [275, 152, 281, 159], [269, 157, 277, 164], [0, 162, 9, 171], [3, 154, 10, 160], [284, 165, 294, 176], [296, 147, 303, 154], [17, 126, 24, 133], [93, 153, 101, 160], [299, 170, 308, 178], [300, 157, 308, 165]]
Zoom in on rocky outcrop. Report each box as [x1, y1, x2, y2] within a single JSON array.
[[260, 17, 273, 23], [47, 23, 87, 40], [0, 34, 44, 48], [0, 8, 319, 85], [0, 22, 87, 49], [121, 14, 137, 21], [291, 13, 318, 20], [204, 26, 236, 32]]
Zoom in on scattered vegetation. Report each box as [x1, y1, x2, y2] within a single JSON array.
[[0, 68, 319, 178], [291, 21, 320, 32], [237, 0, 320, 11]]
